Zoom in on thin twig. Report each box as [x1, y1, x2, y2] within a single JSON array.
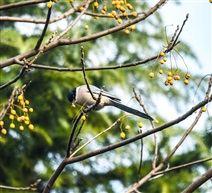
[[35, 6, 52, 50], [0, 0, 47, 10], [152, 157, 212, 177], [69, 118, 120, 158], [0, 0, 168, 69], [55, 0, 91, 41], [133, 87, 158, 169], [66, 95, 212, 165], [66, 111, 84, 157], [125, 73, 212, 192], [0, 67, 27, 90], [136, 129, 143, 182], [0, 179, 42, 191], [81, 46, 96, 100]]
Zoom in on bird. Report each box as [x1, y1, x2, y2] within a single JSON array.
[[67, 85, 155, 121]]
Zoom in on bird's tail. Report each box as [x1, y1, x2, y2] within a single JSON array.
[[110, 99, 157, 122]]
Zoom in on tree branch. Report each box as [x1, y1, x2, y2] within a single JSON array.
[[0, 0, 47, 10], [182, 168, 212, 193], [0, 0, 167, 68], [65, 96, 211, 164]]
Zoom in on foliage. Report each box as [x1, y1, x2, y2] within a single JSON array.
[[0, 0, 211, 193]]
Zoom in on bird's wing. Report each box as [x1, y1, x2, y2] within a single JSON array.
[[89, 87, 121, 102]]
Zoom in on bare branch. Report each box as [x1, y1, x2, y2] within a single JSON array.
[[0, 67, 27, 90], [153, 157, 212, 177], [0, 0, 168, 68], [125, 73, 212, 192], [66, 96, 211, 164], [55, 0, 92, 41], [182, 168, 212, 193], [35, 6, 52, 50], [0, 0, 47, 10], [81, 46, 96, 100], [0, 179, 42, 191]]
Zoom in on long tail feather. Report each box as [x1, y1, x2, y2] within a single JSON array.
[[110, 99, 156, 121]]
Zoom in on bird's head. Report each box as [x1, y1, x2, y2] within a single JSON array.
[[67, 88, 76, 103]]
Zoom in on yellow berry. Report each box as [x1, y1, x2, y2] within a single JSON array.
[[25, 100, 30, 105], [17, 117, 22, 122], [174, 75, 180, 80], [120, 6, 125, 12], [163, 57, 167, 62], [124, 28, 130, 35], [9, 115, 14, 120], [125, 125, 130, 130], [122, 12, 127, 17], [117, 18, 122, 24], [20, 100, 25, 106], [0, 121, 4, 126], [132, 11, 137, 17], [19, 126, 24, 130], [28, 124, 34, 130], [160, 52, 165, 56], [129, 25, 136, 31], [167, 71, 172, 77], [10, 123, 15, 129], [24, 120, 30, 125], [81, 115, 86, 121], [185, 73, 191, 79], [167, 76, 172, 82], [69, 0, 74, 2], [120, 132, 126, 139], [21, 116, 26, 121], [11, 109, 16, 115], [24, 116, 29, 121], [164, 81, 169, 86], [111, 10, 116, 16], [159, 69, 163, 74], [177, 75, 181, 80], [160, 60, 164, 64], [94, 1, 98, 8], [149, 72, 154, 78], [1, 128, 7, 135], [115, 4, 120, 9], [71, 104, 76, 108], [47, 1, 53, 8], [29, 108, 33, 112], [79, 7, 84, 11], [169, 80, 174, 85], [23, 108, 28, 113], [184, 79, 189, 85], [201, 107, 207, 112], [126, 3, 133, 10], [18, 95, 23, 100], [138, 122, 143, 128], [102, 5, 107, 11], [84, 25, 89, 30], [101, 10, 106, 14]]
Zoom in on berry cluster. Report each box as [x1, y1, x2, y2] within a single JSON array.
[[80, 0, 137, 34], [149, 51, 191, 86], [0, 93, 34, 139], [120, 122, 143, 139], [47, 0, 58, 8]]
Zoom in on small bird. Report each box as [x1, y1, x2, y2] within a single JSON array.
[[67, 85, 155, 121]]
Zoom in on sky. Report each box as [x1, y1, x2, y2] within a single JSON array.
[[159, 0, 211, 75]]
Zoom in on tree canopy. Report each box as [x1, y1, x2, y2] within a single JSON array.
[[0, 0, 211, 193]]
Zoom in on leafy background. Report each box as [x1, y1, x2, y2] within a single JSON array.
[[0, 0, 211, 192]]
